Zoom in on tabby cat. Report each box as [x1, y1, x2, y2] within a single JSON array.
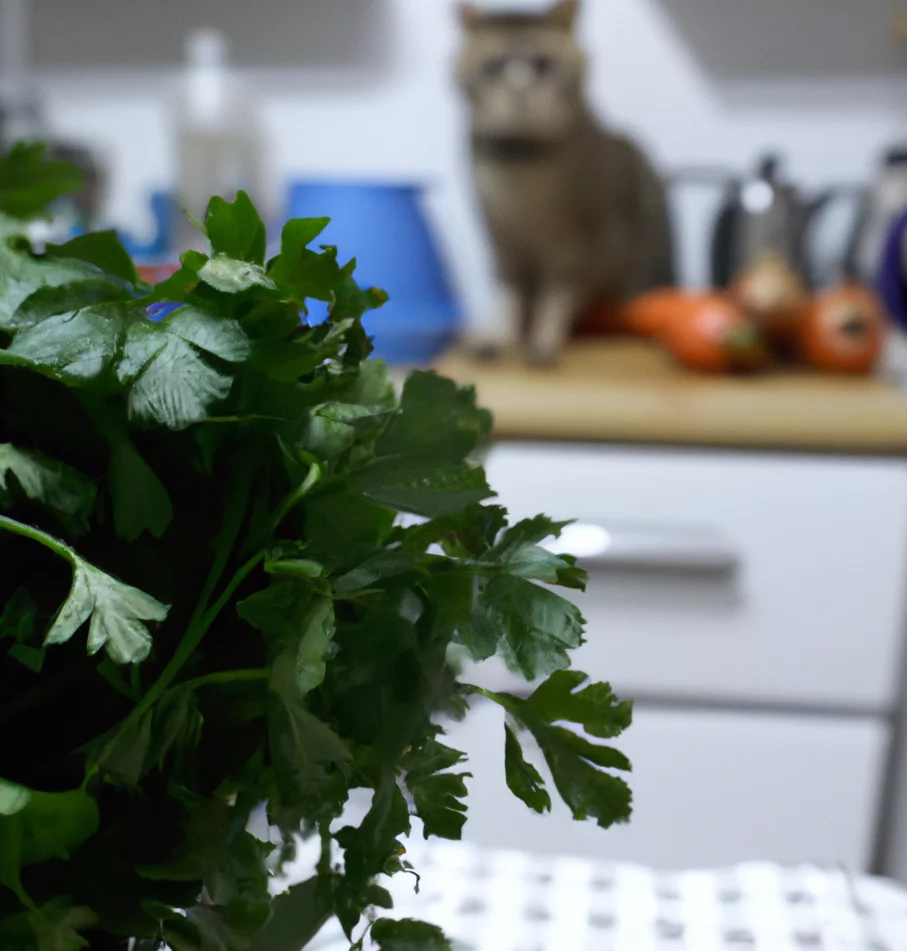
[[457, 0, 674, 363]]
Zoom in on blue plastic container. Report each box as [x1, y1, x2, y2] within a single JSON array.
[[120, 191, 174, 261], [284, 180, 461, 364]]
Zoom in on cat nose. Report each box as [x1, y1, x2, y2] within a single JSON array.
[[503, 59, 537, 91]]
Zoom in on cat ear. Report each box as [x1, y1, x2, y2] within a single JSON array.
[[549, 0, 581, 30], [459, 3, 486, 29]]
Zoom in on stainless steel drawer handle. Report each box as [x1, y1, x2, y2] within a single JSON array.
[[544, 522, 740, 574]]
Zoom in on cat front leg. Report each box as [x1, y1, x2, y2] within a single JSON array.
[[467, 281, 525, 360], [525, 283, 582, 365]]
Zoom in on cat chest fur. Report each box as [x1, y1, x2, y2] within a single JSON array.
[[473, 154, 585, 267]]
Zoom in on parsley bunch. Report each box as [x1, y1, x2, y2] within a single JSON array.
[[0, 146, 632, 951]]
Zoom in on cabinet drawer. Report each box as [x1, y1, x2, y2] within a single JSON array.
[[446, 700, 890, 871], [474, 444, 907, 710]]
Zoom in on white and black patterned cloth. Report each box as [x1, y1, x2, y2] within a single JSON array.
[[289, 839, 907, 951]]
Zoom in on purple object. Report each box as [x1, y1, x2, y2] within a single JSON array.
[[146, 302, 181, 323], [877, 209, 907, 333]]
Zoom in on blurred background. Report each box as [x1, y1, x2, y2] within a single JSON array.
[[10, 0, 907, 891]]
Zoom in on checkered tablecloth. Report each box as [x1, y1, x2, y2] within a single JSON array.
[[286, 839, 907, 951]]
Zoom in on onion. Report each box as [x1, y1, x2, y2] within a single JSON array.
[[732, 252, 809, 346]]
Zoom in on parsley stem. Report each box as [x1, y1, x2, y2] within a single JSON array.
[[130, 463, 258, 721], [0, 514, 74, 564], [179, 668, 270, 692], [131, 552, 265, 721], [202, 552, 265, 629], [317, 820, 332, 877]]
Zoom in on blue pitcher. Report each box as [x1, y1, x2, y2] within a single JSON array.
[[284, 180, 461, 364]]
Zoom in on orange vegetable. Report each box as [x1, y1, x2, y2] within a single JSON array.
[[663, 295, 770, 373], [575, 289, 710, 338], [732, 252, 809, 346], [800, 283, 887, 375], [618, 289, 713, 338], [137, 263, 179, 284]]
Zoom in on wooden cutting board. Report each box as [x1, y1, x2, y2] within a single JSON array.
[[435, 340, 907, 453]]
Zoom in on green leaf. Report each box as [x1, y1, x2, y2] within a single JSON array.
[[199, 256, 277, 294], [402, 735, 470, 840], [0, 779, 100, 901], [3, 301, 139, 386], [304, 403, 392, 459], [347, 372, 495, 517], [410, 773, 469, 841], [527, 670, 634, 739], [117, 306, 251, 429], [482, 515, 587, 590], [141, 249, 207, 304], [46, 230, 140, 286], [350, 462, 493, 519], [400, 504, 508, 559], [330, 276, 389, 322], [205, 191, 267, 265], [44, 554, 169, 664], [108, 440, 173, 541], [337, 772, 410, 927], [0, 142, 84, 220], [371, 918, 452, 951], [480, 671, 633, 830], [27, 899, 97, 951], [267, 701, 351, 824], [378, 373, 492, 465], [504, 723, 550, 814], [333, 549, 427, 597], [461, 575, 584, 680], [256, 593, 351, 822], [268, 221, 346, 303], [12, 278, 132, 330], [238, 586, 335, 696], [304, 491, 395, 572], [247, 877, 333, 951], [0, 238, 102, 329], [0, 444, 96, 527]]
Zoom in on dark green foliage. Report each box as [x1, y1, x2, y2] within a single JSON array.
[[0, 147, 632, 951]]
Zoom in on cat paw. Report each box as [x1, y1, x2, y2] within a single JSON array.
[[524, 345, 561, 368], [471, 342, 506, 362], [465, 335, 514, 362]]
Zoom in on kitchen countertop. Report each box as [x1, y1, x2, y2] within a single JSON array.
[[435, 339, 907, 453]]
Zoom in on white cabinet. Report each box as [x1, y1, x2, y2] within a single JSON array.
[[478, 444, 907, 711], [447, 699, 890, 871], [459, 443, 907, 871]]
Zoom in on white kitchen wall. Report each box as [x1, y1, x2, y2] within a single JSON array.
[[31, 0, 907, 330]]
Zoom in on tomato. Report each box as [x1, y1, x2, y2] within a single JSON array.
[[800, 283, 887, 375]]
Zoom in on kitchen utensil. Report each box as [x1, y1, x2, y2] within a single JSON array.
[[284, 179, 462, 365], [876, 207, 907, 333], [710, 154, 843, 289], [847, 147, 907, 285]]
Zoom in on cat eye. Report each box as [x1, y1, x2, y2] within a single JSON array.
[[532, 54, 555, 76]]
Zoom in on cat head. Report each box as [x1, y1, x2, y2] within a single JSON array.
[[456, 1, 587, 142]]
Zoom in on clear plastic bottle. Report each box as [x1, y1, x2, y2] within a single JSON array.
[[173, 29, 266, 252]]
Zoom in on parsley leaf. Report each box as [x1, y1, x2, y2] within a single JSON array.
[[402, 735, 470, 841], [0, 143, 84, 220], [0, 779, 100, 905], [44, 553, 169, 664], [0, 443, 96, 528], [371, 919, 452, 951], [206, 191, 267, 265], [475, 671, 633, 829], [460, 575, 584, 680], [46, 230, 140, 286]]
